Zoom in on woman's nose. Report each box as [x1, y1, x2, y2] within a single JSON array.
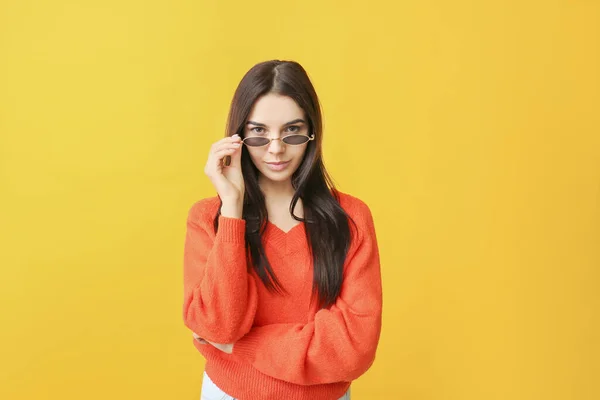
[[267, 138, 284, 153]]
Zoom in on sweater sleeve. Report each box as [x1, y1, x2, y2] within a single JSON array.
[[232, 202, 382, 385], [182, 200, 258, 343]]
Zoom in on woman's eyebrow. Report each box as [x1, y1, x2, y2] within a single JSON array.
[[246, 118, 306, 127], [283, 118, 306, 126]]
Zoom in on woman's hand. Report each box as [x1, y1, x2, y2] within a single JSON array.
[[204, 135, 245, 204], [192, 332, 234, 354], [192, 332, 208, 344], [206, 340, 234, 354]]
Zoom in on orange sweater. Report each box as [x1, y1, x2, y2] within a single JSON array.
[[182, 192, 382, 400]]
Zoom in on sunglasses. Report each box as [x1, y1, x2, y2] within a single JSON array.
[[241, 134, 315, 147]]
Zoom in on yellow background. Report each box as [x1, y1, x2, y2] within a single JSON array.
[[1, 1, 598, 399]]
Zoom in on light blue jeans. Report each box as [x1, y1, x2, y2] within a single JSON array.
[[201, 371, 351, 400]]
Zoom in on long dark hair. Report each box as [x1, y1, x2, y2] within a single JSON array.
[[213, 60, 355, 309]]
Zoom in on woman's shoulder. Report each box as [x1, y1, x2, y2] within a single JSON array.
[[334, 190, 373, 220], [334, 190, 377, 243]]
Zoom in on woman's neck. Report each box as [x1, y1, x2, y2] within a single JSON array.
[[258, 177, 303, 218], [258, 177, 296, 200]]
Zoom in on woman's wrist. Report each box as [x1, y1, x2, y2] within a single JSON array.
[[220, 199, 243, 219]]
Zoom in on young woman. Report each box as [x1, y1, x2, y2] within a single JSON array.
[[183, 60, 382, 400]]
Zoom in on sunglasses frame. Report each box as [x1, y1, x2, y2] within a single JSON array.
[[241, 134, 315, 148]]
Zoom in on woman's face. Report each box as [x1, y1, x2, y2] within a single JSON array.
[[243, 93, 311, 185]]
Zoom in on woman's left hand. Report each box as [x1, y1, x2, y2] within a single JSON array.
[[192, 332, 234, 354], [207, 340, 234, 354], [192, 332, 208, 344]]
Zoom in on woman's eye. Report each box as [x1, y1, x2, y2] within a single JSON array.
[[286, 126, 300, 132], [251, 127, 264, 134]]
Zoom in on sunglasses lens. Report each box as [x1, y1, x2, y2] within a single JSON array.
[[243, 137, 270, 147], [282, 135, 310, 145]]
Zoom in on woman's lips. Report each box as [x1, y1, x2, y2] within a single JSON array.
[[265, 161, 290, 171]]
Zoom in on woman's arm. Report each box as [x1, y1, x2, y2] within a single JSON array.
[[231, 202, 382, 385], [182, 199, 258, 344]]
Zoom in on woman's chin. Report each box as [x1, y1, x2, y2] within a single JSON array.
[[261, 172, 292, 183], [257, 168, 295, 184]]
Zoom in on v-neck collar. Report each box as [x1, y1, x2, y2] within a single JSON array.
[[267, 220, 304, 235], [265, 220, 306, 254]]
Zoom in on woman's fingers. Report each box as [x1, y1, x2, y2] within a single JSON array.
[[228, 148, 241, 169], [208, 137, 242, 169], [192, 332, 208, 344], [212, 147, 239, 165], [212, 142, 241, 155], [211, 136, 242, 153], [205, 340, 234, 354], [203, 135, 245, 200]]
